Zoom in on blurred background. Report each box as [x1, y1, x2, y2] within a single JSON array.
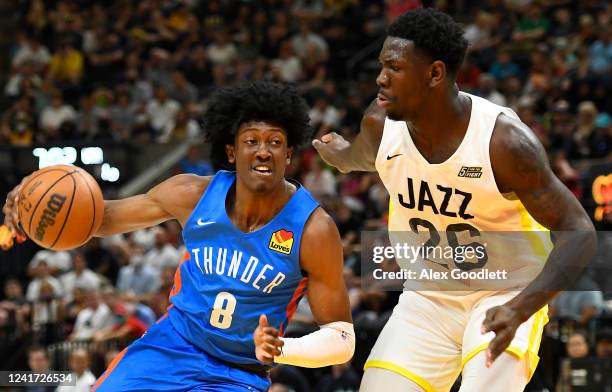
[[0, 0, 610, 391]]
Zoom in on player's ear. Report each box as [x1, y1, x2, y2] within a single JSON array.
[[226, 144, 236, 164], [286, 147, 293, 165], [429, 61, 446, 87]]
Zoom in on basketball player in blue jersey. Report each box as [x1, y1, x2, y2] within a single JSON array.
[[3, 81, 354, 391], [314, 8, 596, 392]]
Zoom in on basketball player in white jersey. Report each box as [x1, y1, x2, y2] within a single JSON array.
[[313, 8, 597, 392]]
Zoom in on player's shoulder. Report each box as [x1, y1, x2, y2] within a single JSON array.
[[302, 208, 341, 249], [147, 174, 213, 208], [300, 207, 342, 271], [490, 112, 549, 192], [491, 112, 544, 158], [165, 173, 214, 194]]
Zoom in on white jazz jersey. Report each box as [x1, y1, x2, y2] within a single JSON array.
[[375, 92, 552, 292]]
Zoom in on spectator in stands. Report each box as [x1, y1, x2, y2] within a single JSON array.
[[179, 146, 214, 176], [271, 40, 304, 83], [207, 28, 238, 66], [595, 328, 612, 359], [1, 95, 36, 146], [291, 19, 329, 69], [116, 244, 160, 298], [31, 280, 63, 345], [69, 287, 113, 341], [150, 265, 176, 317], [12, 34, 51, 72], [28, 250, 71, 277], [0, 278, 30, 352], [82, 237, 119, 285], [550, 274, 604, 328], [566, 331, 590, 359], [60, 251, 101, 301], [108, 92, 136, 140], [26, 346, 54, 392], [179, 44, 212, 95], [569, 101, 606, 159], [56, 349, 96, 392], [476, 73, 507, 106], [145, 48, 173, 88], [5, 60, 43, 99], [61, 286, 86, 336], [88, 32, 124, 85], [489, 50, 520, 82], [589, 26, 611, 76], [303, 157, 337, 199], [167, 71, 198, 106], [511, 2, 550, 51], [145, 86, 180, 139], [39, 92, 77, 141], [46, 39, 84, 85], [26, 259, 63, 303], [159, 106, 201, 143], [550, 8, 575, 39], [93, 288, 155, 344], [308, 93, 342, 137], [143, 226, 180, 272]]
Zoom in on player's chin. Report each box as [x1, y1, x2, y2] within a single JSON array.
[[386, 108, 403, 121]]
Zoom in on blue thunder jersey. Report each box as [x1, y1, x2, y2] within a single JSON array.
[[168, 170, 319, 365]]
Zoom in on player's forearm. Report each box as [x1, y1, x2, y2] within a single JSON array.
[[274, 321, 355, 367], [505, 226, 597, 322], [94, 196, 171, 237], [318, 132, 377, 174]]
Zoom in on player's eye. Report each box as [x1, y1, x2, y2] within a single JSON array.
[[245, 139, 257, 145]]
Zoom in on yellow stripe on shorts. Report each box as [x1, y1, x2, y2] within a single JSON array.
[[364, 360, 435, 392], [460, 306, 548, 381]]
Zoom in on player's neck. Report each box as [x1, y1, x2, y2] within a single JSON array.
[[227, 179, 294, 233], [407, 89, 470, 144]]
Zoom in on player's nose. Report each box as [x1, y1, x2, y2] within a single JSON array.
[[376, 69, 389, 88], [255, 146, 272, 160]]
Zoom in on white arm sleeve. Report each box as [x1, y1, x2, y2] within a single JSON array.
[[274, 321, 355, 368]]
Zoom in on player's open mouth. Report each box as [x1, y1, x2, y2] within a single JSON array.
[[377, 93, 391, 107], [252, 165, 272, 176]]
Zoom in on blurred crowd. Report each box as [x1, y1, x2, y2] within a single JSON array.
[[1, 0, 611, 391]]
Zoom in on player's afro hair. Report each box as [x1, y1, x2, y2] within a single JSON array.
[[203, 81, 312, 168], [387, 8, 468, 75]]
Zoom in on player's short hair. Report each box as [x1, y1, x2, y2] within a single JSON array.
[[387, 8, 468, 76], [203, 81, 312, 168]]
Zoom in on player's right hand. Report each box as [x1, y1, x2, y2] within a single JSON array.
[[2, 176, 29, 243], [253, 314, 284, 364], [312, 132, 350, 169]]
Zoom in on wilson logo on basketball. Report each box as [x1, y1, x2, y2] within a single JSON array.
[[34, 193, 67, 241], [269, 229, 294, 255]]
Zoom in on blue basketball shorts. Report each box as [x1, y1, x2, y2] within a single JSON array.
[[92, 315, 270, 392]]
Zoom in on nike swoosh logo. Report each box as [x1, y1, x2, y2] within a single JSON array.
[[196, 219, 215, 226], [386, 153, 402, 160]]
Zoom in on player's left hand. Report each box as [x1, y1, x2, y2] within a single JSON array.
[[481, 305, 524, 368], [253, 314, 284, 364]]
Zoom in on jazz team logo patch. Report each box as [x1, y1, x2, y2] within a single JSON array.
[[269, 229, 294, 255], [458, 166, 483, 178]]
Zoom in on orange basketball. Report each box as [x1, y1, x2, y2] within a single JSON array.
[[17, 164, 104, 250]]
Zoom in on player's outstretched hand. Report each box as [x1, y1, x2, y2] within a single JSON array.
[[2, 176, 29, 243], [312, 132, 350, 168], [481, 305, 523, 368], [254, 314, 283, 364]]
